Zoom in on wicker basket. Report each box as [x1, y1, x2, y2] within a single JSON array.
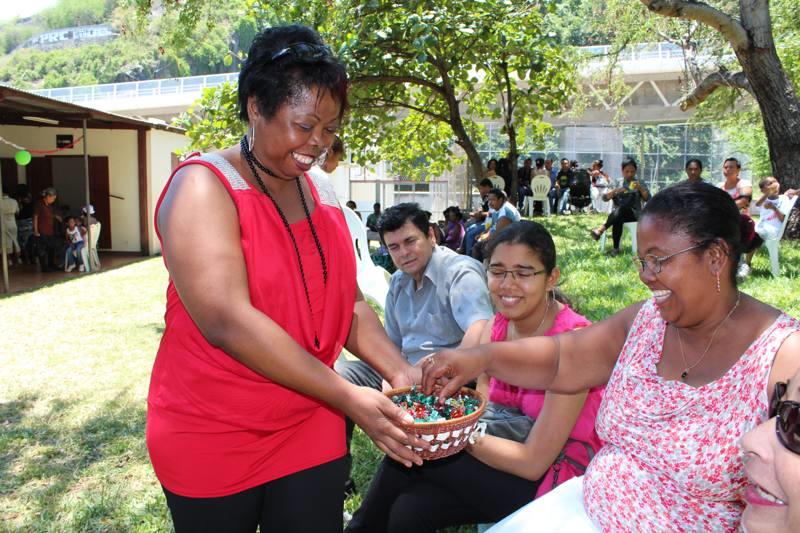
[[385, 386, 487, 461]]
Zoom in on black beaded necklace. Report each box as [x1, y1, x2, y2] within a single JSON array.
[[240, 135, 327, 348]]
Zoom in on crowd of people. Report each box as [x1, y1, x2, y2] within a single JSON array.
[[145, 24, 799, 533], [1, 184, 97, 273]]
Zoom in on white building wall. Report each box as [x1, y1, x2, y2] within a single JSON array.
[[146, 129, 188, 255]]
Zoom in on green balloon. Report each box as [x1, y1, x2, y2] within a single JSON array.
[[15, 150, 32, 166]]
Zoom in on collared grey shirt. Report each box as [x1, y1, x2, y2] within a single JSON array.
[[384, 246, 494, 365]]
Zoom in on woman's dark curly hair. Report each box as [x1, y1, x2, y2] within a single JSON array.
[[238, 25, 348, 122]]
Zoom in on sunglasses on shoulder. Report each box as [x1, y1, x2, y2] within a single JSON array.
[[769, 382, 800, 454]]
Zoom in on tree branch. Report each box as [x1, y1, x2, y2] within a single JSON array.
[[353, 97, 449, 123], [351, 75, 447, 96], [679, 69, 753, 110], [639, 0, 749, 51]]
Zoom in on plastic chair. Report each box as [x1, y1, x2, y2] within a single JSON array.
[[530, 176, 551, 216], [342, 205, 391, 307], [599, 221, 637, 255], [763, 195, 798, 277]]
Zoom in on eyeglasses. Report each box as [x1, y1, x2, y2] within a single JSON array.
[[270, 42, 332, 64], [487, 267, 546, 282], [632, 243, 706, 274], [769, 381, 800, 454]]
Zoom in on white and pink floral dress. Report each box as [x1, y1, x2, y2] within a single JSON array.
[[583, 299, 798, 531]]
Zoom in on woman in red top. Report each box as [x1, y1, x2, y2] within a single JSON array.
[[147, 25, 425, 532]]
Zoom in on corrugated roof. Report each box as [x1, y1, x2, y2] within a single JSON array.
[[0, 84, 185, 133]]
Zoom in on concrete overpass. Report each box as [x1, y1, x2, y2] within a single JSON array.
[[31, 43, 695, 125]]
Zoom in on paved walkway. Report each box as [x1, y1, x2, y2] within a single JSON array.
[[1, 253, 146, 295]]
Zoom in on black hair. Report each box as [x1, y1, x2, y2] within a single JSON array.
[[593, 159, 603, 169], [640, 181, 741, 285], [330, 136, 345, 157], [373, 202, 381, 209], [622, 158, 638, 170], [444, 205, 462, 219], [485, 220, 572, 306], [377, 203, 431, 243], [346, 200, 357, 209], [238, 25, 348, 122], [489, 188, 507, 201], [685, 158, 703, 171], [724, 157, 741, 169], [478, 178, 494, 188], [487, 158, 498, 169], [560, 158, 569, 164], [758, 176, 777, 190], [535, 158, 544, 167]]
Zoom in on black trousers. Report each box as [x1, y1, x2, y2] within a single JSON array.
[[345, 452, 539, 533], [162, 456, 347, 533], [604, 206, 638, 250], [35, 235, 64, 270]]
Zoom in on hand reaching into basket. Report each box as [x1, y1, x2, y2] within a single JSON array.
[[419, 348, 491, 402], [346, 386, 429, 467]]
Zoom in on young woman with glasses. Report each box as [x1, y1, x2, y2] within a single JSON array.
[[741, 366, 800, 532], [346, 221, 603, 532], [148, 25, 426, 532], [422, 181, 800, 532]]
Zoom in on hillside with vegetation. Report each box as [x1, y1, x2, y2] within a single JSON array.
[[0, 0, 254, 89]]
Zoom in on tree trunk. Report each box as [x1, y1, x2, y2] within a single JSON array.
[[734, 46, 800, 191], [507, 125, 519, 206]]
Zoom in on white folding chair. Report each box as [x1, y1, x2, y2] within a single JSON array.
[[599, 221, 637, 255], [531, 176, 551, 216], [342, 205, 390, 307], [763, 195, 797, 277]]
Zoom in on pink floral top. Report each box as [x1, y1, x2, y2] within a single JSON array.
[[489, 305, 605, 498], [583, 299, 799, 531]]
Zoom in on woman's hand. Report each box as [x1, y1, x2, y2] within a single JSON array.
[[344, 386, 427, 467], [419, 349, 491, 401]]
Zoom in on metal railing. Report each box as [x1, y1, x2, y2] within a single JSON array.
[[31, 42, 686, 105]]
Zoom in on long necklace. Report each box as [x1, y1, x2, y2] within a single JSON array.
[[674, 293, 741, 380], [240, 135, 327, 348]]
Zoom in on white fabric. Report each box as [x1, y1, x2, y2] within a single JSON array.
[[67, 226, 84, 244], [489, 175, 505, 190], [487, 476, 599, 532], [756, 194, 793, 237]]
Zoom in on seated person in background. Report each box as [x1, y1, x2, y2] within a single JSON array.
[[589, 159, 612, 214], [754, 177, 794, 241], [717, 157, 760, 279], [442, 206, 465, 251], [346, 221, 603, 533], [365, 203, 381, 232], [554, 158, 573, 215], [422, 181, 800, 532], [740, 365, 800, 533], [517, 157, 533, 210], [336, 203, 493, 488], [64, 215, 86, 272], [473, 188, 521, 260], [463, 178, 494, 256], [590, 158, 650, 255], [486, 158, 505, 191], [346, 200, 361, 219]]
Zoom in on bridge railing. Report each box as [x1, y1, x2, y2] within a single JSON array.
[[33, 72, 239, 104], [32, 42, 686, 105]]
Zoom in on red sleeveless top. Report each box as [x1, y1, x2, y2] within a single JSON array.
[[146, 153, 356, 497]]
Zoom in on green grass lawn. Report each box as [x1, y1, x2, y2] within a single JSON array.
[[1, 214, 798, 531]]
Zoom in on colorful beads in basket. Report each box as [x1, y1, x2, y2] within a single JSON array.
[[390, 385, 481, 423]]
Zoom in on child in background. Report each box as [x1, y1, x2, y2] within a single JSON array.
[[754, 177, 793, 240], [64, 216, 86, 272]]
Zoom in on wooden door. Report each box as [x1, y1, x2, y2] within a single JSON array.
[[1, 158, 18, 193], [26, 157, 52, 197], [88, 156, 111, 249]]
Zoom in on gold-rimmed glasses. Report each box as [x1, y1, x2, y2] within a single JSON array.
[[632, 243, 706, 274]]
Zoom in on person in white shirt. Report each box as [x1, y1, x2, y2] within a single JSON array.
[[1, 187, 21, 266], [64, 216, 86, 272]]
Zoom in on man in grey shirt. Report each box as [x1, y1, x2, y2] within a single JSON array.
[[335, 203, 493, 491], [336, 202, 493, 386]]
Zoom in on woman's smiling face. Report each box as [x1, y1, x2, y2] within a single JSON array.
[[741, 367, 800, 533], [249, 85, 341, 178], [487, 242, 556, 323]]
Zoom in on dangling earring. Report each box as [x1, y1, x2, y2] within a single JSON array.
[[248, 123, 256, 152], [716, 272, 721, 293]]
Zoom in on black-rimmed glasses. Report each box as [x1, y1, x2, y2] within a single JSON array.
[[632, 243, 706, 274], [486, 267, 546, 282], [270, 42, 332, 64], [769, 381, 800, 454]]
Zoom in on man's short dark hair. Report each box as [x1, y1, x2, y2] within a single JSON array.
[[488, 188, 507, 201], [478, 178, 493, 188], [373, 203, 381, 209], [377, 203, 430, 242], [724, 157, 741, 169]]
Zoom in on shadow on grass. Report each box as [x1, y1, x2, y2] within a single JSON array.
[[0, 390, 162, 530]]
